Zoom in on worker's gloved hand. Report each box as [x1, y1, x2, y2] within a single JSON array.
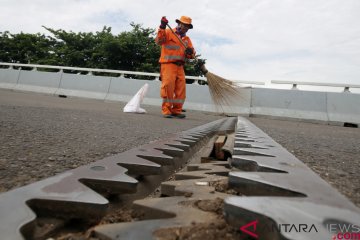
[[195, 58, 208, 75], [185, 47, 193, 55], [196, 58, 206, 67], [160, 16, 168, 29]]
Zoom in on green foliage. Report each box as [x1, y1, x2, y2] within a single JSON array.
[[0, 24, 203, 76], [0, 31, 57, 64]]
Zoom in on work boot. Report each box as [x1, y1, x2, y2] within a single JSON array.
[[171, 113, 186, 119], [163, 114, 174, 118]]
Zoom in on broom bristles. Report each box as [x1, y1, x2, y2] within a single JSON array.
[[205, 71, 243, 112]]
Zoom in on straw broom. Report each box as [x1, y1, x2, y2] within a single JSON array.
[[166, 24, 241, 111], [199, 64, 241, 109]]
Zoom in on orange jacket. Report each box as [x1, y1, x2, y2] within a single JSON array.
[[155, 28, 195, 63]]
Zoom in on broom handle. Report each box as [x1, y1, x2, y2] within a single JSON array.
[[166, 23, 198, 60], [166, 23, 188, 48]]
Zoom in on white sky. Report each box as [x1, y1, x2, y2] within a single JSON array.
[[1, 0, 360, 86]]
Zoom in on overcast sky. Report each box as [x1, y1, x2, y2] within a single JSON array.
[[1, 0, 359, 86]]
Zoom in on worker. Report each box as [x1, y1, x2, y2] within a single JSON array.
[[155, 16, 196, 118]]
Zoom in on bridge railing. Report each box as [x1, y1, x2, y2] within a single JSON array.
[[0, 62, 264, 86], [1, 62, 359, 125], [271, 80, 360, 93]]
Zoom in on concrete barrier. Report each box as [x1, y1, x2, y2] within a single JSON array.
[[327, 92, 360, 124], [183, 83, 213, 112], [105, 78, 242, 113], [250, 88, 328, 122], [142, 81, 162, 106], [0, 68, 20, 90], [1, 63, 359, 125], [14, 70, 61, 94], [105, 77, 161, 105], [185, 85, 251, 115], [55, 73, 111, 100]]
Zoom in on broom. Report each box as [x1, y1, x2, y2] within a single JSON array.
[[166, 23, 241, 111]]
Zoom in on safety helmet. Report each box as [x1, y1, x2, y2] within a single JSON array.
[[176, 16, 193, 29]]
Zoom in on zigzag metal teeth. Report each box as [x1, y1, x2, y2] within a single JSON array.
[[160, 161, 232, 196], [224, 117, 360, 240], [93, 119, 239, 239], [94, 161, 235, 239], [94, 196, 218, 240], [0, 163, 137, 240], [92, 150, 162, 177], [94, 116, 360, 240], [231, 156, 288, 173], [0, 117, 237, 240]]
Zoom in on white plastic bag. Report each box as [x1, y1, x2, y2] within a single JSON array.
[[123, 83, 149, 113]]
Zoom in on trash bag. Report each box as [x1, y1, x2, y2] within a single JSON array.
[[123, 83, 149, 113]]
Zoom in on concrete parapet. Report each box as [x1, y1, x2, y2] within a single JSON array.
[[55, 73, 111, 100], [14, 70, 61, 94], [105, 77, 161, 105], [184, 85, 251, 114], [0, 68, 20, 90], [251, 88, 328, 122], [184, 84, 214, 112], [327, 92, 360, 124], [0, 65, 359, 125]]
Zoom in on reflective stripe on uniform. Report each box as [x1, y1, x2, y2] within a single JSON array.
[[162, 98, 185, 103], [164, 55, 184, 61], [164, 45, 181, 50]]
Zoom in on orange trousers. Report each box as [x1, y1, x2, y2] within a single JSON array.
[[160, 63, 186, 115]]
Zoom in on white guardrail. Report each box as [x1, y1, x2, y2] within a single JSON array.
[[271, 80, 360, 92], [0, 62, 264, 86], [1, 62, 359, 125]]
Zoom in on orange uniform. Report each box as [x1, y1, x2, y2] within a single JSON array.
[[155, 27, 195, 116]]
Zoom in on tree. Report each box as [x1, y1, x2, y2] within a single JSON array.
[[0, 24, 204, 76], [0, 31, 56, 64]]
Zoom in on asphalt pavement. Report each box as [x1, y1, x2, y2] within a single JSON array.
[[0, 89, 359, 207]]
